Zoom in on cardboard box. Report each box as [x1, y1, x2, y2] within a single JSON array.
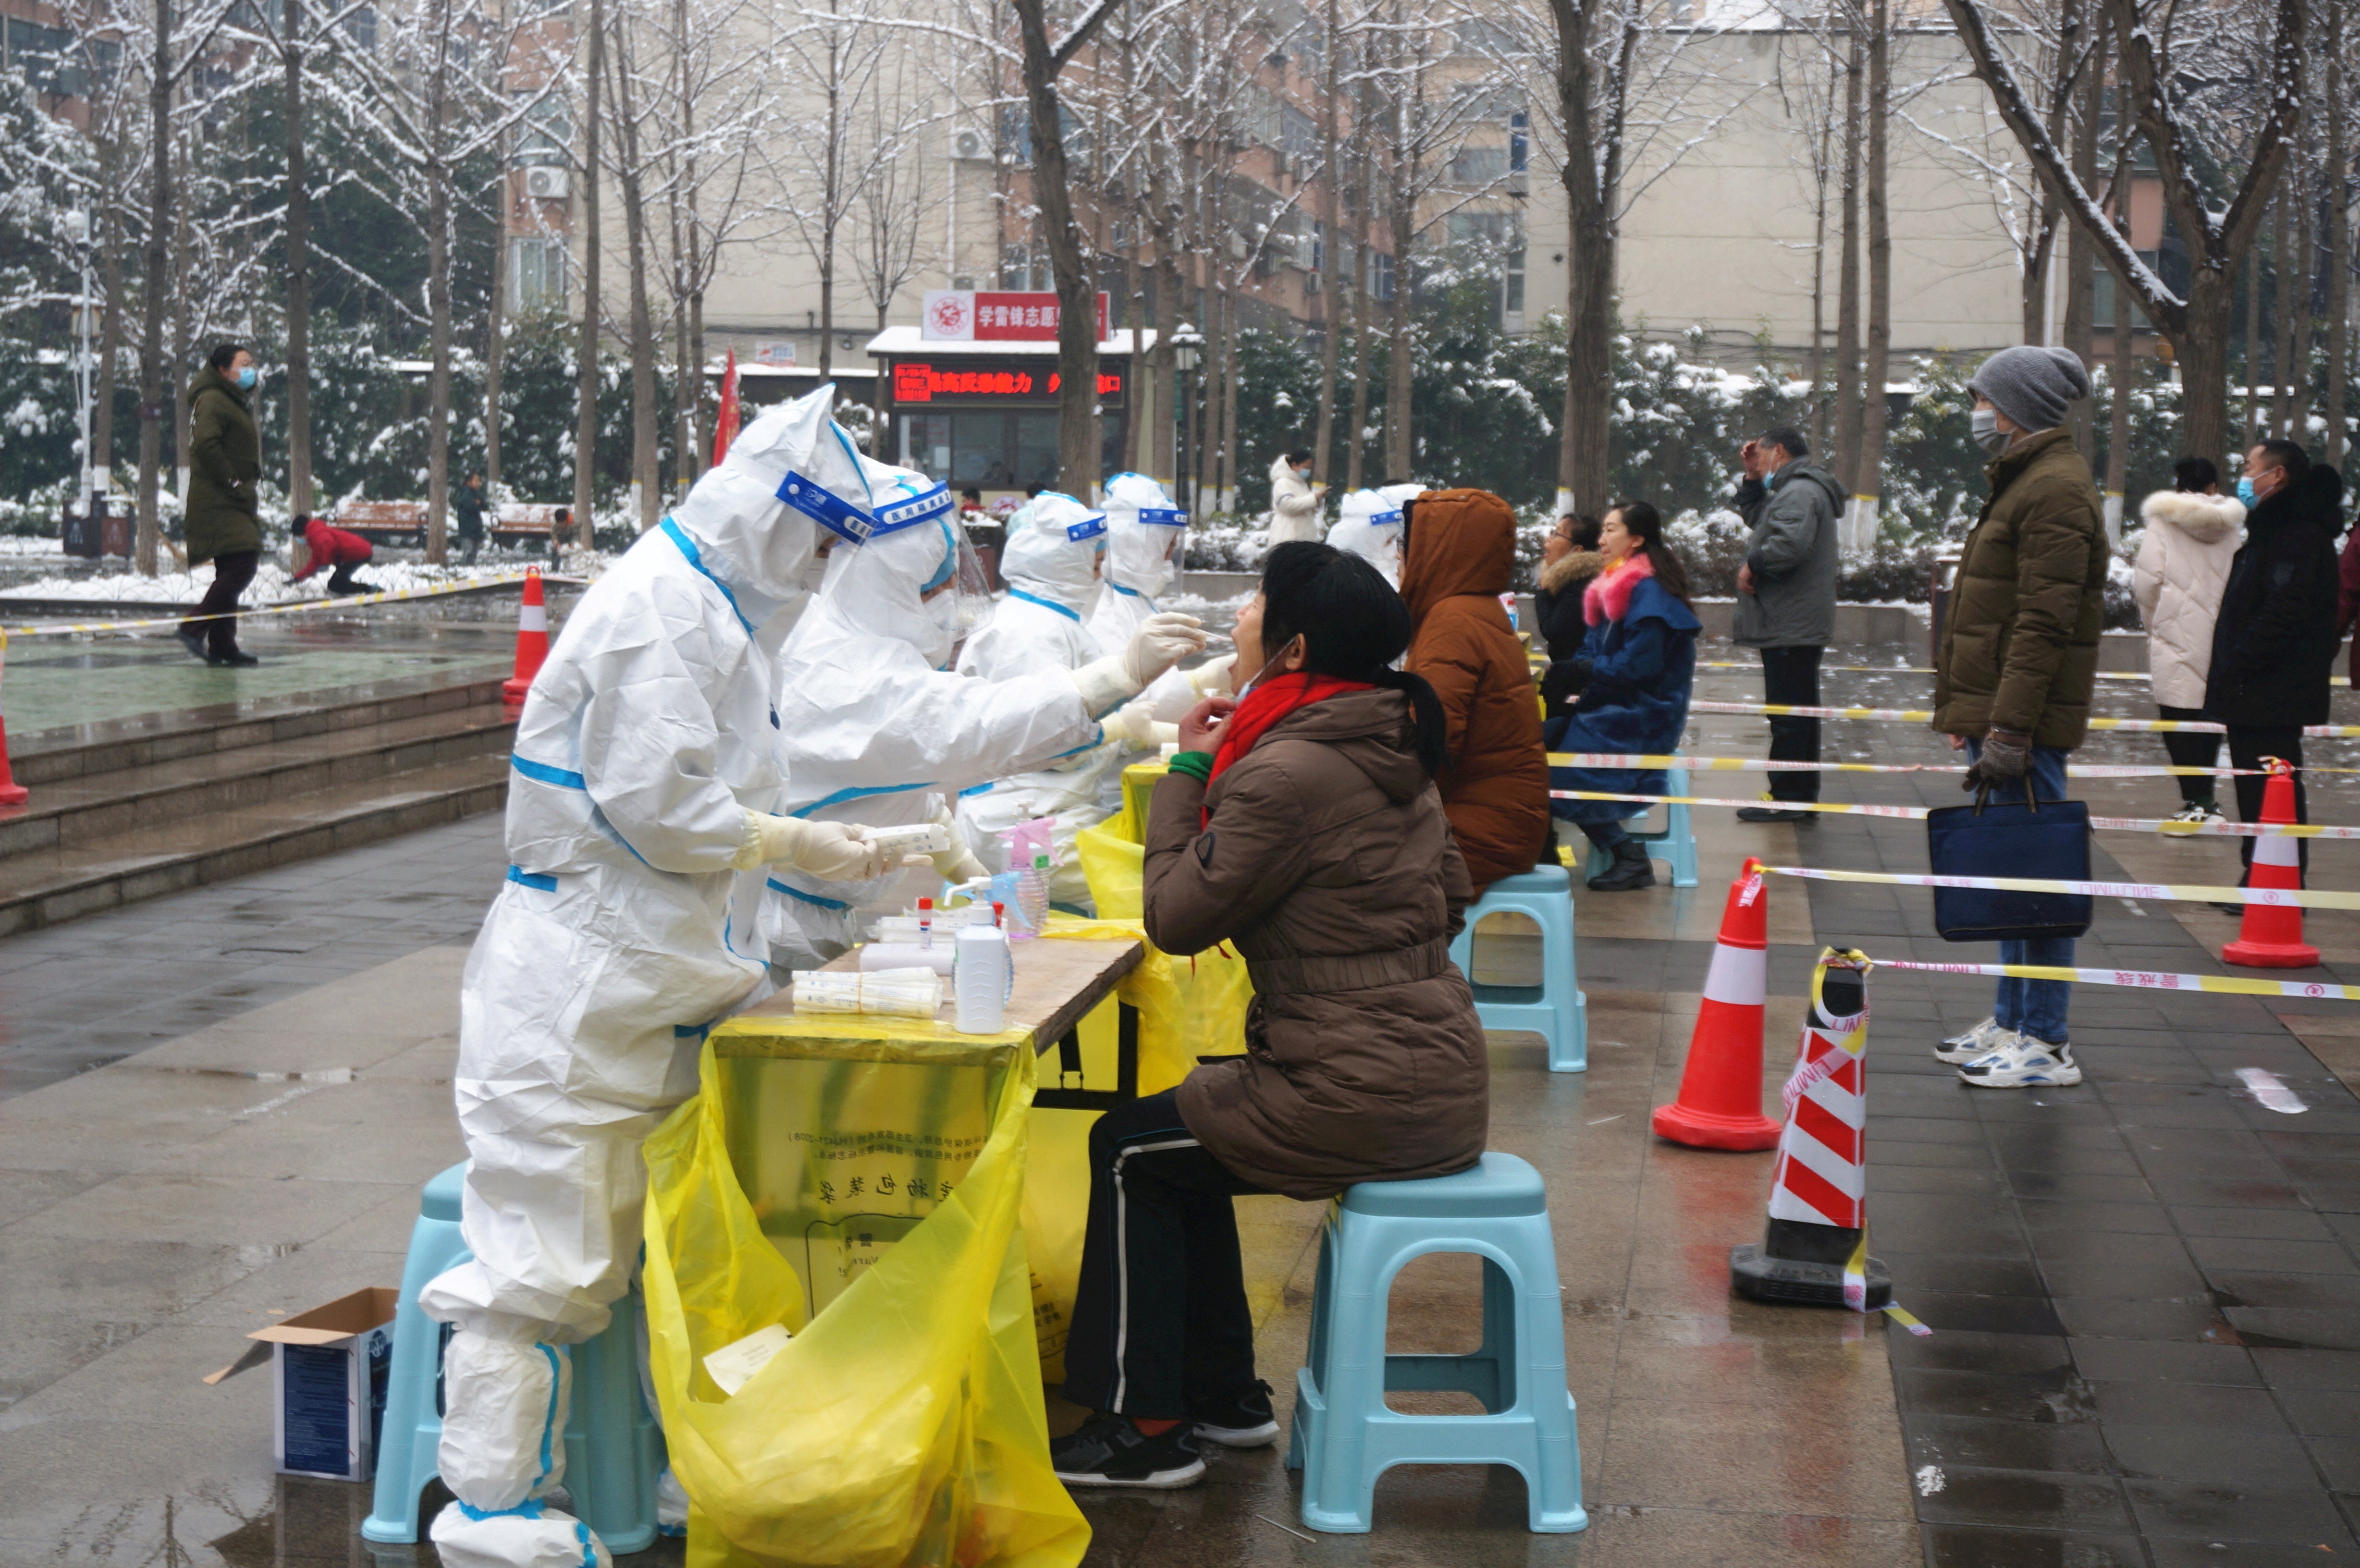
[[250, 1286, 399, 1482]]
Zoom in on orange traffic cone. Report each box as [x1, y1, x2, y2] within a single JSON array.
[[2224, 758, 2318, 968], [1653, 857, 1783, 1150], [0, 716, 29, 809], [501, 566, 549, 714]]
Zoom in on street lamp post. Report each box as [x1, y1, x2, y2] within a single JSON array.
[[1170, 322, 1203, 516]]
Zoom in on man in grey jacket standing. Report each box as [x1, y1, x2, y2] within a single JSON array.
[[1731, 427, 1845, 823]]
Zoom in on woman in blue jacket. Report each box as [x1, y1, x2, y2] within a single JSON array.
[[1540, 500, 1701, 891]]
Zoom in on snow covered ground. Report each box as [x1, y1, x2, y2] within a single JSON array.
[[0, 557, 555, 604]]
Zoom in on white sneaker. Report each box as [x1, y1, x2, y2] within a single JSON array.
[[1935, 1017, 2009, 1064], [2167, 803, 2226, 825], [1958, 1034, 2081, 1089]]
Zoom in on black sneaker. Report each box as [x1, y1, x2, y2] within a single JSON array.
[[1735, 805, 1812, 823], [175, 627, 209, 662], [1050, 1412, 1206, 1489], [1192, 1379, 1279, 1448], [209, 649, 261, 667]]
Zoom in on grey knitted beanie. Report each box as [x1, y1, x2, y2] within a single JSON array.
[[1968, 345, 2092, 435]]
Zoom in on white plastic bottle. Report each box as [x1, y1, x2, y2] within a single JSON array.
[[954, 903, 1011, 1034]]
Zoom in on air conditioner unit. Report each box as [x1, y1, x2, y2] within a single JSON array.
[[523, 166, 569, 200], [1303, 270, 1321, 294], [1227, 233, 1248, 261], [951, 126, 990, 161], [1291, 235, 1317, 270]]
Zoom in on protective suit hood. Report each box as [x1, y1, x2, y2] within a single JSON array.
[[1328, 487, 1406, 586], [1001, 492, 1106, 616], [1099, 471, 1187, 601], [667, 382, 868, 619], [817, 455, 972, 668]]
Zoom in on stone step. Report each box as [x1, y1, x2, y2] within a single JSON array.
[[0, 705, 516, 858], [0, 751, 507, 938], [7, 673, 510, 788]]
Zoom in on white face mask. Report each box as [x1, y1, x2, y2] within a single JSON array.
[[1970, 407, 2007, 454]]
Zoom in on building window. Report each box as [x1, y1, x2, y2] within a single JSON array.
[[1280, 104, 1316, 159], [1449, 145, 1509, 186], [512, 237, 565, 314], [6, 17, 72, 97], [1510, 111, 1529, 173], [515, 93, 571, 166], [1372, 251, 1395, 303]]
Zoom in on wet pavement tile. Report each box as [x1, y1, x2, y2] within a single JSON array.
[[1920, 1523, 2148, 1568]]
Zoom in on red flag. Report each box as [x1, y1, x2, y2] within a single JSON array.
[[712, 349, 741, 466]]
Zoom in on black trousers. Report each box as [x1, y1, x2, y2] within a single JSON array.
[[2155, 705, 2222, 809], [2228, 726, 2307, 876], [1760, 644, 1823, 801], [327, 561, 370, 594], [1060, 1089, 1267, 1420], [184, 549, 259, 657]]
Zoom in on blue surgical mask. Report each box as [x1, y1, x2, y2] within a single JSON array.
[[1969, 407, 2006, 454], [2235, 476, 2258, 507], [235, 365, 257, 390]]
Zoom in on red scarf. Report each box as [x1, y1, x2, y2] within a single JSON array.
[[1201, 671, 1373, 824]]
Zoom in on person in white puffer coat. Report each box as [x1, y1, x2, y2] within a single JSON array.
[[2132, 455, 2245, 820]]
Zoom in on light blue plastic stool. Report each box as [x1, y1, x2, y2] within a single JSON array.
[[1284, 1153, 1586, 1534], [1585, 763, 1699, 888], [361, 1162, 665, 1554], [1448, 863, 1586, 1072]]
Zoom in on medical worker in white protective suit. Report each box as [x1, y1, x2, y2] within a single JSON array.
[[760, 465, 1205, 969], [954, 492, 1178, 909], [418, 387, 897, 1568], [1084, 471, 1236, 722], [1327, 487, 1406, 587]]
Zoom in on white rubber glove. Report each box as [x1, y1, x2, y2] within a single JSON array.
[[1101, 701, 1179, 750], [1123, 612, 1208, 687], [733, 812, 892, 881], [927, 801, 990, 882], [1069, 655, 1143, 717], [1185, 651, 1238, 700]]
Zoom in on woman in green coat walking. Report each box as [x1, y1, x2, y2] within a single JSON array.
[[178, 343, 264, 666]]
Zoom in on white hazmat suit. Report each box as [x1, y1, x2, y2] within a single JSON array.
[[761, 468, 1205, 969], [955, 494, 1173, 908], [1327, 488, 1406, 587], [420, 387, 894, 1568], [1084, 472, 1233, 722]]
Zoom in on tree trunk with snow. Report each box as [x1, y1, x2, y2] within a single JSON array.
[[1831, 24, 1862, 494], [573, 0, 605, 543], [283, 0, 312, 515], [1848, 0, 1891, 554]]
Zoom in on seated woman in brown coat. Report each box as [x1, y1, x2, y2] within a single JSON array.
[[1399, 488, 1552, 893], [1051, 541, 1490, 1491]]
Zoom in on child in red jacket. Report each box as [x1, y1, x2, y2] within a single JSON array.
[[292, 514, 380, 595]]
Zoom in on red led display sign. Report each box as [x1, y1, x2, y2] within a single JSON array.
[[890, 361, 1125, 407]]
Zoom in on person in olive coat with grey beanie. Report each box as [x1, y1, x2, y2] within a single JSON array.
[[178, 343, 265, 666], [1730, 426, 1844, 821]]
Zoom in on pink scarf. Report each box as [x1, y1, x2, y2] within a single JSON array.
[[1583, 551, 1654, 626]]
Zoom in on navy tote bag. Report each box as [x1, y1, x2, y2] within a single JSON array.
[[1924, 783, 2093, 943]]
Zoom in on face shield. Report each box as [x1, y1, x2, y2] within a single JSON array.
[[821, 461, 972, 666], [667, 382, 869, 612], [1099, 471, 1188, 599]]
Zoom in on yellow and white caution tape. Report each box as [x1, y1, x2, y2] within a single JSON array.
[[1547, 751, 2279, 779], [1869, 956, 2360, 1003], [1690, 661, 2352, 688], [1690, 699, 2360, 738], [1761, 862, 2360, 910], [0, 572, 550, 638], [1550, 789, 2360, 838]]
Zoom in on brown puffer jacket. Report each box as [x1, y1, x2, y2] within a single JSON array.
[[1932, 428, 2107, 748], [1146, 688, 1489, 1200], [1400, 489, 1550, 891]]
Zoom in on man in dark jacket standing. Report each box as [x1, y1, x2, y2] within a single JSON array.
[[2205, 440, 2344, 879], [1731, 427, 1844, 822], [1931, 345, 2105, 1090], [455, 471, 487, 565], [178, 344, 264, 667]]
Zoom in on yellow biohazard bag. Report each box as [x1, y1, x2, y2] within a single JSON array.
[[640, 1024, 1089, 1568]]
